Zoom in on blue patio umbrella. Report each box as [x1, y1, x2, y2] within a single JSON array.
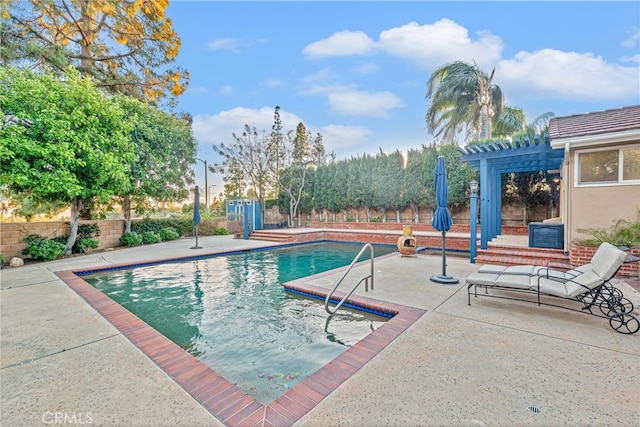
[[430, 156, 458, 284], [191, 186, 203, 249]]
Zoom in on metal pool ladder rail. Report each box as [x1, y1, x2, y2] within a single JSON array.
[[325, 243, 374, 314]]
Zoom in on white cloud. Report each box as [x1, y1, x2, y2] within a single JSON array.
[[192, 106, 304, 145], [186, 86, 208, 96], [354, 62, 379, 74], [191, 107, 377, 160], [621, 27, 640, 48], [622, 54, 640, 64], [207, 38, 240, 51], [320, 124, 374, 153], [328, 90, 404, 118], [497, 49, 640, 102], [378, 19, 503, 69], [298, 68, 355, 96], [217, 85, 233, 96], [303, 30, 376, 58], [263, 78, 284, 88]]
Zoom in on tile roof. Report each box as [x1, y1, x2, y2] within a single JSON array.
[[548, 104, 640, 140]]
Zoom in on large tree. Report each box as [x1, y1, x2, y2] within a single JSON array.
[[3, 0, 188, 107], [0, 66, 135, 254], [426, 61, 503, 143], [403, 146, 432, 223], [118, 97, 197, 232], [212, 125, 275, 226], [275, 122, 325, 226]]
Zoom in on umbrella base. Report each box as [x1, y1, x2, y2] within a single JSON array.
[[430, 274, 459, 284], [190, 246, 203, 249]]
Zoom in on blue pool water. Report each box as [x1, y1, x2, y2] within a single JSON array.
[[83, 241, 396, 403]]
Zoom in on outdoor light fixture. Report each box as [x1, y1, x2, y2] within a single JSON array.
[[469, 180, 479, 195]]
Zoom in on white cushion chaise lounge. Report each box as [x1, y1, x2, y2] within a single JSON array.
[[465, 242, 639, 334]]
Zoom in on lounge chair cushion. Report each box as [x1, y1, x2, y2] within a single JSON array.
[[589, 242, 628, 280], [479, 264, 582, 280], [537, 270, 604, 297], [465, 272, 501, 287], [495, 274, 533, 290]]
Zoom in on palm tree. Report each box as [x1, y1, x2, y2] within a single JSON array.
[[425, 61, 503, 143], [492, 106, 526, 138]]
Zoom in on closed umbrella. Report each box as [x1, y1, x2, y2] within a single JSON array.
[[191, 186, 203, 249], [430, 156, 458, 284]]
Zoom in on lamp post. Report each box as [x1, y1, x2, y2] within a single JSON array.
[[196, 158, 209, 215], [469, 180, 479, 263], [208, 184, 216, 214]]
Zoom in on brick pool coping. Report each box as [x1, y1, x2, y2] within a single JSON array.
[[55, 258, 426, 427]]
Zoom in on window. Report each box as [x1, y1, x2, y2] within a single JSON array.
[[622, 147, 640, 181], [576, 145, 640, 185]]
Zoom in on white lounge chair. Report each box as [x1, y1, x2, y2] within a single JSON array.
[[466, 242, 639, 334]]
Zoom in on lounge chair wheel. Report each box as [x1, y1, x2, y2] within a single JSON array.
[[608, 312, 640, 335], [599, 296, 634, 316]]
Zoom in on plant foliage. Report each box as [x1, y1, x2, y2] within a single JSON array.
[[577, 211, 640, 248], [119, 232, 142, 247], [21, 234, 66, 261]]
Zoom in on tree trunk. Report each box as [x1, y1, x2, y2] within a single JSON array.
[[395, 209, 400, 223], [66, 197, 82, 255], [410, 202, 420, 223], [123, 194, 132, 233], [365, 206, 371, 222]]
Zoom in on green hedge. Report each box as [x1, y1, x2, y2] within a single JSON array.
[[132, 218, 192, 236]]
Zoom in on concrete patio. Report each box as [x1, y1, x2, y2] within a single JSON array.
[[1, 234, 638, 426]]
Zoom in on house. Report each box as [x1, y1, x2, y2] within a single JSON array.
[[549, 105, 640, 247]]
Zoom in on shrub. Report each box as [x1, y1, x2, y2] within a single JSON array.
[[120, 232, 143, 246], [213, 227, 229, 235], [21, 234, 66, 261], [53, 223, 102, 254], [132, 218, 192, 236], [577, 212, 640, 248], [76, 237, 99, 253], [158, 227, 180, 241], [141, 231, 161, 244]]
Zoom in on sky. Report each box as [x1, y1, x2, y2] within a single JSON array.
[[164, 1, 640, 199]]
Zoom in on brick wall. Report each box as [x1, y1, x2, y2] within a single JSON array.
[[569, 243, 639, 279], [288, 228, 471, 252], [309, 221, 534, 235]]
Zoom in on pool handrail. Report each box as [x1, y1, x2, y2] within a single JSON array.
[[324, 243, 374, 315]]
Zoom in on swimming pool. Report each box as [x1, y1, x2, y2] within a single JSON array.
[[83, 241, 396, 404]]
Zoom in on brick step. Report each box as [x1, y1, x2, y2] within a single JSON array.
[[487, 242, 566, 254], [474, 255, 571, 269], [248, 231, 293, 243], [480, 247, 568, 261], [475, 245, 570, 268]]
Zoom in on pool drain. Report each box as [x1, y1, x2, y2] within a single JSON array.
[[527, 405, 541, 414]]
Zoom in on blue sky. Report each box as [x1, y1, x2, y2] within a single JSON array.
[[165, 1, 640, 197]]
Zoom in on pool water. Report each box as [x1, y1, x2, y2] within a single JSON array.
[[84, 242, 396, 403]]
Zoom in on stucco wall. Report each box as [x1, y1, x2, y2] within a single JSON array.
[[565, 140, 640, 244]]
